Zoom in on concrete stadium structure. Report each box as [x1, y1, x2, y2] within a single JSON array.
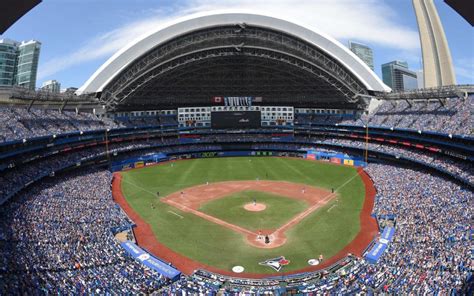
[[413, 0, 456, 87], [78, 12, 390, 111]]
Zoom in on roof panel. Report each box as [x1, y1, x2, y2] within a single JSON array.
[[78, 12, 390, 95]]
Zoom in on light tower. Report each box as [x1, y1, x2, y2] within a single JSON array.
[[412, 0, 456, 87]]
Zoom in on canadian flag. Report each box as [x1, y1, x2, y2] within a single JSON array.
[[212, 96, 223, 104]]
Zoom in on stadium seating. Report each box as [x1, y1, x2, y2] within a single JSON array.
[[295, 95, 473, 136], [0, 106, 119, 142], [0, 103, 472, 294]]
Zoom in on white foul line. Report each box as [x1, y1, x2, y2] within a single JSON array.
[[168, 210, 184, 219]]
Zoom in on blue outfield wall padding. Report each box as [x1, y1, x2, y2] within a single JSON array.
[[111, 153, 168, 172], [121, 240, 181, 280]]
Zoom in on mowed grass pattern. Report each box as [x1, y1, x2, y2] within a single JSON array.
[[199, 190, 308, 231], [121, 157, 365, 273]]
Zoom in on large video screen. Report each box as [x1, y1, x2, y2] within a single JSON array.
[[211, 111, 261, 129]]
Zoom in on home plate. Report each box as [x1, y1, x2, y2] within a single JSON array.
[[308, 259, 319, 266], [232, 266, 245, 273]]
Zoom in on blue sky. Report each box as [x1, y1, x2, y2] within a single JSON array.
[[2, 0, 472, 89]]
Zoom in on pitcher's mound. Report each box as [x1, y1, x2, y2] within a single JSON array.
[[244, 203, 266, 212]]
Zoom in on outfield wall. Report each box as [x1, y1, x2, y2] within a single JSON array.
[[304, 150, 367, 167], [110, 150, 304, 172]]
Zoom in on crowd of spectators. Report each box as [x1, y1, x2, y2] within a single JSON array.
[[0, 169, 170, 294], [295, 95, 473, 136], [360, 164, 472, 294], [308, 137, 473, 183], [359, 96, 473, 135], [0, 106, 182, 143], [0, 106, 119, 142], [0, 150, 471, 293], [2, 130, 470, 206], [0, 138, 220, 202], [3, 95, 471, 146], [0, 104, 472, 293]]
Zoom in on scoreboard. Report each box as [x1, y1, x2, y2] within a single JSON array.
[[211, 111, 261, 129]]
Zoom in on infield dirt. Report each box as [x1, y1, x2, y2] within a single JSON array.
[[161, 180, 335, 248]]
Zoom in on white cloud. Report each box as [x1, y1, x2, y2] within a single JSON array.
[[38, 0, 420, 81], [38, 16, 177, 80], [186, 0, 420, 49]]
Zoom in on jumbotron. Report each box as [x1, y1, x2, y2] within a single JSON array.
[[0, 12, 472, 295]]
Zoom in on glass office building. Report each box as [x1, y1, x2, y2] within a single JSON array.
[[0, 39, 19, 86], [348, 41, 374, 71], [16, 40, 41, 90], [41, 79, 61, 93], [382, 61, 418, 92]]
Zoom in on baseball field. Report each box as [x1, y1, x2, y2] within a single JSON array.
[[116, 157, 377, 275]]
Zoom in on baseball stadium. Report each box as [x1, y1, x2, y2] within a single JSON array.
[[0, 2, 473, 295]]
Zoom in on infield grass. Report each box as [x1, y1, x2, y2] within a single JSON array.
[[199, 190, 308, 231], [120, 157, 365, 274]]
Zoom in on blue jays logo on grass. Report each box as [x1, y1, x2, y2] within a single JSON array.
[[259, 256, 290, 271]]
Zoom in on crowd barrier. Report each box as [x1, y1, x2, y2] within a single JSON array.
[[364, 226, 395, 264], [121, 240, 181, 281]]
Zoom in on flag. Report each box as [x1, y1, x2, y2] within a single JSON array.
[[212, 96, 223, 104]]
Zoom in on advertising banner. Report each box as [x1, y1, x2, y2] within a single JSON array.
[[121, 241, 181, 281], [343, 159, 354, 166], [380, 227, 395, 243], [364, 242, 388, 264]]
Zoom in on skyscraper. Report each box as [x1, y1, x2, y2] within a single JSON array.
[[0, 39, 19, 86], [16, 40, 41, 90], [41, 79, 61, 93], [348, 41, 374, 71], [0, 39, 41, 90], [382, 61, 418, 92]]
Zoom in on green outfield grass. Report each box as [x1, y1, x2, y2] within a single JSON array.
[[199, 190, 308, 231], [120, 157, 366, 274]]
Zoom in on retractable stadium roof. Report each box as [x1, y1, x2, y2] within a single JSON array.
[[78, 11, 390, 111]]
